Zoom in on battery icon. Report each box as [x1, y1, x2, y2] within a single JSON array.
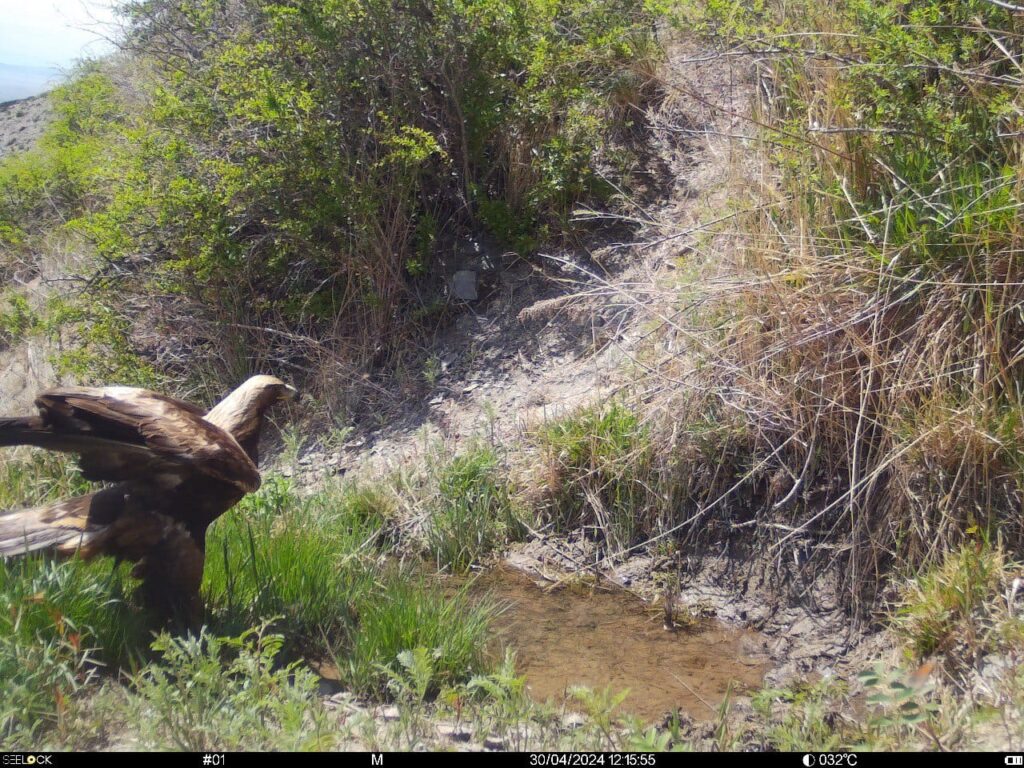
[[1005, 756, 1022, 765]]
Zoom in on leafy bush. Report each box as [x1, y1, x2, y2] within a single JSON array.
[[0, 0, 660, 393], [131, 622, 332, 750]]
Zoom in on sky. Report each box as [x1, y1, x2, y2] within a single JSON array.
[[0, 1, 118, 101], [0, 0, 118, 69]]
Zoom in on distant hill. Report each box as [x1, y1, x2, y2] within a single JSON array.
[[0, 62, 63, 103]]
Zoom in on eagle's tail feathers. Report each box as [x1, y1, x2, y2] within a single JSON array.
[[0, 496, 103, 558]]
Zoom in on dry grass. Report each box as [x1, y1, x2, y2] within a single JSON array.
[[527, 2, 1024, 614]]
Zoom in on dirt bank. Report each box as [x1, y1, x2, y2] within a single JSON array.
[[0, 94, 50, 159]]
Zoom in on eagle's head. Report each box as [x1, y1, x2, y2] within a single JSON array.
[[204, 375, 299, 464]]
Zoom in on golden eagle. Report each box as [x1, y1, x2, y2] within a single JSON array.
[[0, 375, 297, 624]]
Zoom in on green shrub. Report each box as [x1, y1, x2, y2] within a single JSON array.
[[131, 622, 332, 750], [1, 0, 661, 394]]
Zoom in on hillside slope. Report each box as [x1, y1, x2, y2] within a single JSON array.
[[2, 0, 1024, 750]]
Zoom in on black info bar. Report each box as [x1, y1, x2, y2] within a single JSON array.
[[2, 753, 1021, 767]]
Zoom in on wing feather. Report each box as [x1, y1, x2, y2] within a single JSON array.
[[0, 386, 260, 493]]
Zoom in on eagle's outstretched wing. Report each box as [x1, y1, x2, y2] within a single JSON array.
[[0, 376, 296, 625], [0, 386, 260, 494]]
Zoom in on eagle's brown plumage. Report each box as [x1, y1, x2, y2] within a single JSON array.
[[0, 375, 298, 624]]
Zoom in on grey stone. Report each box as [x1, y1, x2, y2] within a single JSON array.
[[562, 712, 586, 729], [437, 723, 472, 742], [452, 270, 478, 301]]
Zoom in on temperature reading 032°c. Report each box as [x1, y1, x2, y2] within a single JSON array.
[[803, 754, 858, 767]]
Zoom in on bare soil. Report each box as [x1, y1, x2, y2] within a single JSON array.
[[0, 94, 51, 159]]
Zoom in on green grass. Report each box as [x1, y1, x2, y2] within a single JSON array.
[[750, 679, 849, 752], [342, 569, 496, 697], [0, 466, 505, 746], [424, 445, 524, 572], [535, 402, 659, 552], [0, 453, 147, 747], [0, 450, 92, 510], [0, 556, 148, 747], [5, 458, 1024, 750], [203, 476, 381, 647], [894, 542, 1024, 663]]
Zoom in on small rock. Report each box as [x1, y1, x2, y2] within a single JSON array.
[[437, 723, 472, 742], [379, 705, 400, 722], [451, 270, 478, 301], [327, 691, 355, 706], [318, 677, 344, 696], [562, 712, 586, 729]]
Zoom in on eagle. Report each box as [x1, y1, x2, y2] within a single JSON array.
[[0, 375, 298, 624]]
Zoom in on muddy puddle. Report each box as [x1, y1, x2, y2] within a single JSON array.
[[466, 566, 767, 721]]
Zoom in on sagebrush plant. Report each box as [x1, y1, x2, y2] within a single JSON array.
[[641, 0, 1024, 611]]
